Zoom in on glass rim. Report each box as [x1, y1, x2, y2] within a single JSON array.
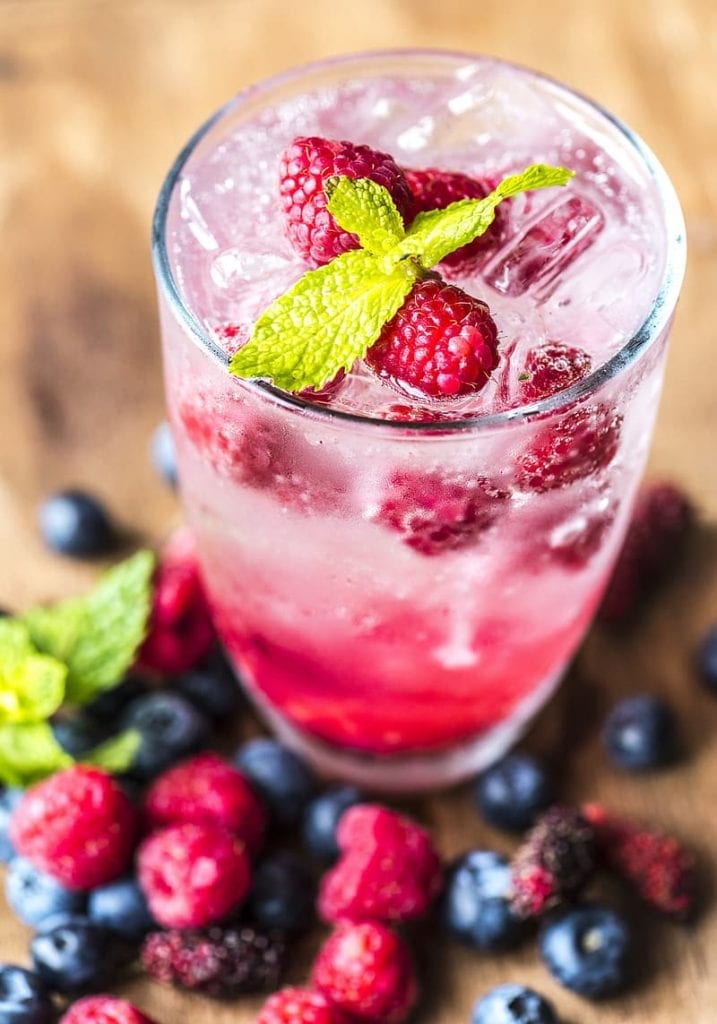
[[152, 48, 687, 434]]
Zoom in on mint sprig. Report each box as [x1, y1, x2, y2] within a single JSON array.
[[0, 550, 155, 786], [230, 163, 574, 393], [25, 550, 155, 705]]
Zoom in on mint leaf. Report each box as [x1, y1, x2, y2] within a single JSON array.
[[25, 550, 155, 706], [326, 177, 406, 256], [393, 164, 575, 269], [0, 620, 67, 724], [230, 249, 419, 392], [83, 729, 141, 773], [0, 722, 72, 787]]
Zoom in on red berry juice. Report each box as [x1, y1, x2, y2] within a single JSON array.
[[153, 53, 685, 789]]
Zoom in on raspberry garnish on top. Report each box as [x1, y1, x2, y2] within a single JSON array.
[[365, 279, 500, 399], [404, 166, 507, 274], [279, 137, 414, 265]]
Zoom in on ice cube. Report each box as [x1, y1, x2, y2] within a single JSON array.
[[484, 195, 605, 297], [179, 177, 219, 252]]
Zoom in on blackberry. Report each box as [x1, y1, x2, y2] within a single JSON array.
[[141, 925, 286, 998]]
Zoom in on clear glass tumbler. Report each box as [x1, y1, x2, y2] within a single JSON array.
[[152, 52, 686, 790]]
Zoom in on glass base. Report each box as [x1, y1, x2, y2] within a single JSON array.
[[245, 668, 563, 793]]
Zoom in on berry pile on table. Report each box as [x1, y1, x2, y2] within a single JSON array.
[[0, 475, 711, 1023]]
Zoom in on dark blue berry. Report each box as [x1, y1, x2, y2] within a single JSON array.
[[540, 903, 631, 998], [602, 694, 677, 771], [30, 915, 120, 993], [442, 851, 525, 951], [697, 625, 717, 693], [175, 655, 242, 721], [474, 754, 553, 832], [0, 789, 23, 864], [88, 877, 154, 940], [85, 675, 149, 724], [0, 963, 53, 1024], [234, 739, 316, 828], [302, 785, 364, 863], [5, 857, 86, 929], [248, 852, 315, 932], [151, 421, 178, 488], [38, 490, 115, 558], [120, 692, 211, 780], [51, 715, 106, 758], [472, 984, 557, 1024]]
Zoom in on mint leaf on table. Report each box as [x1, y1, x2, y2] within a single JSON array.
[[0, 721, 73, 787], [392, 164, 575, 269], [230, 249, 419, 392], [0, 619, 67, 724], [82, 729, 141, 773], [326, 175, 406, 256], [25, 550, 155, 706]]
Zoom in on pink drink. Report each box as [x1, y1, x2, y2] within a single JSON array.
[[153, 53, 685, 789]]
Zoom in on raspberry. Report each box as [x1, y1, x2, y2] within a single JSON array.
[[544, 506, 615, 568], [370, 468, 508, 556], [319, 804, 442, 924], [377, 403, 444, 423], [60, 996, 156, 1024], [137, 822, 251, 928], [141, 924, 286, 997], [279, 136, 414, 265], [599, 482, 694, 623], [518, 342, 592, 403], [143, 753, 267, 855], [404, 167, 506, 273], [582, 804, 696, 919], [178, 399, 349, 515], [366, 279, 500, 399], [516, 403, 622, 492], [257, 987, 347, 1024], [510, 806, 596, 918], [312, 921, 417, 1024], [299, 369, 347, 406], [138, 528, 215, 675], [10, 766, 138, 891]]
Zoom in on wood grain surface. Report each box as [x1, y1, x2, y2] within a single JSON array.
[[0, 1, 715, 1021]]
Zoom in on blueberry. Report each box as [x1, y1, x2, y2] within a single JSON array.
[[85, 675, 149, 724], [175, 654, 242, 721], [540, 903, 631, 998], [474, 754, 553, 832], [51, 714, 106, 758], [38, 490, 115, 558], [697, 625, 717, 693], [30, 913, 120, 991], [5, 857, 86, 929], [88, 877, 154, 940], [151, 421, 178, 488], [0, 789, 23, 864], [120, 692, 211, 780], [248, 852, 315, 932], [0, 963, 53, 1024], [302, 785, 364, 863], [602, 694, 677, 771], [472, 984, 557, 1024], [30, 915, 120, 993], [234, 738, 316, 828], [442, 851, 525, 951]]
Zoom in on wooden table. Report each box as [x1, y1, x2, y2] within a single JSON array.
[[1, 1, 715, 1021]]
